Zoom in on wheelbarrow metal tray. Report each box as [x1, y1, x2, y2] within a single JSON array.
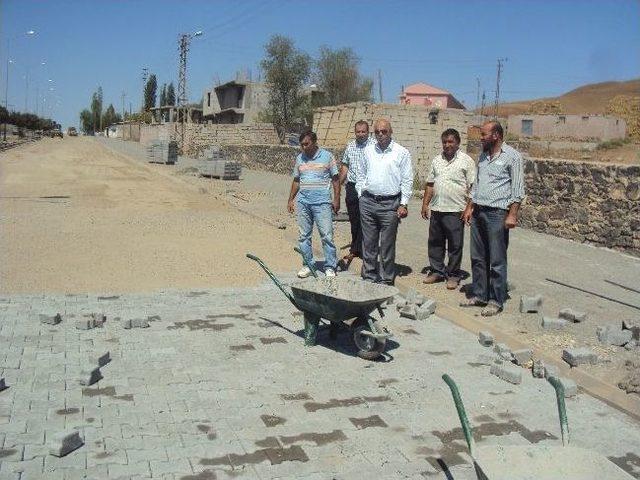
[[473, 444, 633, 480], [290, 277, 398, 322]]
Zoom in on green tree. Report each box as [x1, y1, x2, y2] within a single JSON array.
[[166, 82, 176, 106], [90, 87, 103, 133], [101, 104, 121, 128], [315, 46, 372, 106], [79, 109, 92, 134], [260, 35, 311, 142], [144, 74, 157, 111], [159, 83, 167, 107]]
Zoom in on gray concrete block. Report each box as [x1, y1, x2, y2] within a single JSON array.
[[544, 364, 560, 379], [493, 343, 511, 355], [622, 319, 640, 340], [89, 351, 111, 367], [478, 331, 494, 347], [625, 340, 639, 351], [79, 367, 102, 386], [40, 313, 62, 325], [532, 359, 545, 378], [122, 319, 132, 329], [414, 294, 428, 306], [48, 430, 84, 457], [558, 308, 587, 323], [404, 289, 418, 305], [512, 349, 533, 366], [548, 376, 578, 397], [520, 294, 543, 313], [477, 353, 499, 365], [597, 325, 632, 346], [395, 297, 407, 310], [490, 363, 522, 385], [541, 316, 569, 330], [75, 319, 94, 330], [399, 304, 417, 320], [0, 377, 7, 391], [562, 347, 598, 367], [416, 299, 436, 320], [131, 318, 150, 328]]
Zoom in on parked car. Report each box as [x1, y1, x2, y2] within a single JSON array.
[[67, 127, 78, 137], [49, 129, 63, 138]]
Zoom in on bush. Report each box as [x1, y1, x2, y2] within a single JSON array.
[[596, 137, 630, 150]]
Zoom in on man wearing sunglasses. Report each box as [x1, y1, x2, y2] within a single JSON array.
[[355, 119, 413, 285]]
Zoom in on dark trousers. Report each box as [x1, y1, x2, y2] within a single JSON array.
[[428, 211, 464, 278], [359, 193, 400, 285], [345, 182, 362, 256], [470, 206, 509, 307]]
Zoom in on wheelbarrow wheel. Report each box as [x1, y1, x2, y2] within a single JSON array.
[[353, 319, 386, 360]]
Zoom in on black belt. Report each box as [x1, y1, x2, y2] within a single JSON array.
[[476, 204, 507, 212], [363, 191, 400, 201], [346, 181, 356, 186]]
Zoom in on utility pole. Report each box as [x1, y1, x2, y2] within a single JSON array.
[[121, 91, 126, 137], [177, 30, 202, 152], [480, 91, 486, 117], [378, 69, 383, 103], [476, 77, 480, 110], [141, 67, 149, 111], [494, 58, 507, 118]]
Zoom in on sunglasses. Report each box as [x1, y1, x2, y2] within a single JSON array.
[[374, 129, 389, 135]]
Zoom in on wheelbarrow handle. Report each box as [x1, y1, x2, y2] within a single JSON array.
[[245, 253, 298, 308], [547, 376, 570, 446], [293, 247, 319, 278], [442, 374, 476, 458]]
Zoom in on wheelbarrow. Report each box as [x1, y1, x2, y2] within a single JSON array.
[[441, 374, 634, 480], [246, 253, 398, 360]]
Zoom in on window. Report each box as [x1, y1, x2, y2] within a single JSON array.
[[428, 111, 439, 124], [559, 116, 566, 123], [521, 119, 533, 136], [582, 116, 589, 122], [207, 92, 211, 107]]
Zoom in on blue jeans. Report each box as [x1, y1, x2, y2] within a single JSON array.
[[297, 200, 337, 271], [470, 206, 509, 307]]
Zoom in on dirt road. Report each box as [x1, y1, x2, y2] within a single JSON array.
[[0, 137, 294, 294]]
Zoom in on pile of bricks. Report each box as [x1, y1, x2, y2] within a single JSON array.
[[394, 289, 437, 321]]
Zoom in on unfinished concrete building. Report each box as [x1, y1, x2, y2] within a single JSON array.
[[508, 114, 626, 141], [202, 81, 269, 124]]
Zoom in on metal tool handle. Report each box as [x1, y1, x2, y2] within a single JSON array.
[[293, 247, 319, 278], [245, 253, 298, 307], [442, 374, 476, 457], [547, 376, 570, 446]]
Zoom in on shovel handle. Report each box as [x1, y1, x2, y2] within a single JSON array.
[[442, 374, 476, 457], [547, 376, 570, 446], [246, 253, 297, 307]]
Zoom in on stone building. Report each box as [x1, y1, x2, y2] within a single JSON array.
[[508, 114, 626, 141]]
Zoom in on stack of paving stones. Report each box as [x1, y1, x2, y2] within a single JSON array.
[[197, 147, 242, 180], [395, 289, 436, 321], [2, 282, 640, 479]]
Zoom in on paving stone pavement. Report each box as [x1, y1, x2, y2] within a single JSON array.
[[1, 279, 639, 480]]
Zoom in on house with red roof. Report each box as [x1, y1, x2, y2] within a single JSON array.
[[398, 83, 465, 109]]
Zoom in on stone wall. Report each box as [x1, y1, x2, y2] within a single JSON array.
[[521, 158, 640, 255], [313, 102, 473, 183], [138, 122, 279, 155]]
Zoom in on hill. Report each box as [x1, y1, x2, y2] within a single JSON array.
[[496, 78, 640, 116]]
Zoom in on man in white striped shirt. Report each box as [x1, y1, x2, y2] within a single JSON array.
[[461, 121, 525, 316], [356, 119, 413, 285]]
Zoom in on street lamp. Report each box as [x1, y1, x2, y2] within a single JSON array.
[[3, 29, 36, 140]]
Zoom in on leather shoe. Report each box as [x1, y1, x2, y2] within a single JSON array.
[[446, 277, 460, 290], [423, 273, 444, 284]]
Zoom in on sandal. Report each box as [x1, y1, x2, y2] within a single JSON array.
[[459, 297, 487, 307], [481, 303, 503, 317]]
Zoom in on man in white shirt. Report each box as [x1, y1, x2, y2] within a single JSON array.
[[356, 119, 413, 285], [421, 128, 476, 290]]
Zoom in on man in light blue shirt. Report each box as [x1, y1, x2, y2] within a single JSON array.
[[356, 119, 413, 285], [339, 120, 372, 269], [287, 130, 340, 278], [461, 121, 525, 316]]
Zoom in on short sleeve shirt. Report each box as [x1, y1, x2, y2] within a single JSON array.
[[292, 148, 338, 205], [341, 138, 372, 184], [427, 150, 476, 212]]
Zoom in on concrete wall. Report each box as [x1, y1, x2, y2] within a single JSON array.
[[521, 158, 640, 255], [139, 122, 279, 156], [312, 102, 473, 183], [122, 123, 141, 142], [508, 114, 627, 141]]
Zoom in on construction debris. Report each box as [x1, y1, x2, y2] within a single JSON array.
[[520, 294, 543, 313], [40, 313, 62, 325], [558, 308, 587, 323], [49, 430, 84, 457], [562, 347, 598, 367], [478, 331, 494, 347], [597, 325, 632, 346]]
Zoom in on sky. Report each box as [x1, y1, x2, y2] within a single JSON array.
[[2, 0, 639, 129]]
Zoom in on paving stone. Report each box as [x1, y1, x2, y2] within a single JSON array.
[[519, 294, 543, 313], [78, 367, 102, 386], [39, 313, 62, 325], [596, 325, 632, 346], [413, 294, 427, 306], [532, 359, 545, 378], [622, 319, 640, 340], [399, 304, 417, 320], [122, 318, 150, 329], [624, 340, 639, 351], [541, 316, 569, 330], [512, 348, 533, 366], [478, 331, 494, 347], [88, 351, 111, 367], [476, 353, 499, 366], [558, 308, 587, 323], [493, 343, 512, 362], [562, 347, 598, 367], [48, 430, 84, 457], [394, 297, 407, 310], [548, 376, 578, 397], [490, 363, 522, 385], [404, 289, 418, 305], [415, 299, 436, 320]]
